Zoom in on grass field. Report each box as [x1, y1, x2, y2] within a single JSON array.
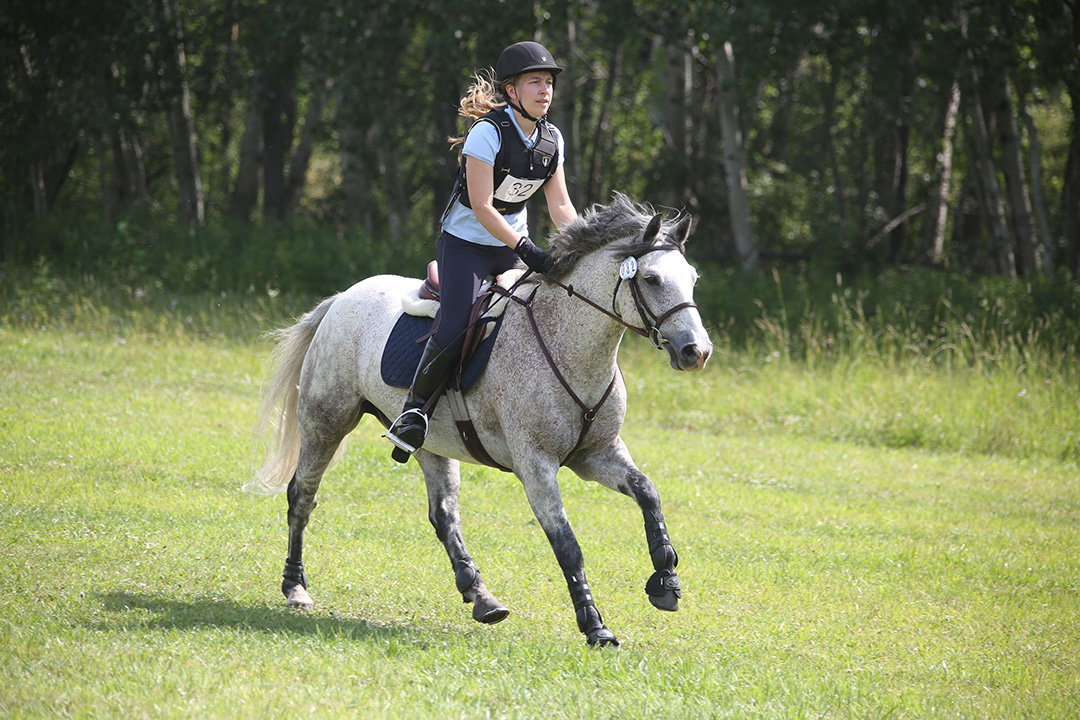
[[1, 287, 1078, 718]]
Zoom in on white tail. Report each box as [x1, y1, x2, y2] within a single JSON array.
[[244, 294, 340, 494]]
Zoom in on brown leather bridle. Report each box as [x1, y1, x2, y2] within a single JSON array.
[[545, 243, 699, 350]]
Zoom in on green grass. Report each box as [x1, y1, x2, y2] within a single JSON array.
[[1, 285, 1078, 718]]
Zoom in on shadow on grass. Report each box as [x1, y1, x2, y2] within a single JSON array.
[[98, 591, 421, 644]]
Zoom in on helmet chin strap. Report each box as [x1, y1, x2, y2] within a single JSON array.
[[507, 98, 544, 124], [505, 81, 547, 124]]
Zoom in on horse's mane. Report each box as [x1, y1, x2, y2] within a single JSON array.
[[545, 193, 685, 279]]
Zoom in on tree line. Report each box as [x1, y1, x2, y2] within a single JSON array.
[[3, 0, 1078, 279]]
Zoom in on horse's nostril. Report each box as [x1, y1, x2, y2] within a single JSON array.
[[678, 342, 712, 369]]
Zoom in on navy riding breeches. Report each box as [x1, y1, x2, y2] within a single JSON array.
[[433, 231, 519, 356]]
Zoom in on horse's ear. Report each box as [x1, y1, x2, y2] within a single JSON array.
[[669, 214, 693, 252], [643, 213, 663, 245]]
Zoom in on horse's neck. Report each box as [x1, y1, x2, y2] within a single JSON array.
[[527, 263, 624, 378]]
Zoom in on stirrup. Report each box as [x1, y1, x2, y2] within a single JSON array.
[[384, 408, 428, 456]]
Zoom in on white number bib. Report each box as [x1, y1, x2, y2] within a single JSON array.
[[493, 175, 545, 204]]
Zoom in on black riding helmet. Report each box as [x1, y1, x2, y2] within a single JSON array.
[[495, 41, 562, 86]]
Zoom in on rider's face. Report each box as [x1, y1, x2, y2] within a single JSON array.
[[507, 71, 554, 118]]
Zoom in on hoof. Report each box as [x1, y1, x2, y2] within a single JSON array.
[[645, 569, 681, 612], [285, 585, 314, 611], [648, 590, 680, 612], [471, 595, 509, 625], [587, 627, 620, 648], [474, 604, 510, 625]]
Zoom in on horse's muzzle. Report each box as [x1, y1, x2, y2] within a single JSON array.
[[668, 339, 712, 371]]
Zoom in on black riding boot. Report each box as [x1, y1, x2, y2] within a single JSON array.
[[385, 338, 456, 463]]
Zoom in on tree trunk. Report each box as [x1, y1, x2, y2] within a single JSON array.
[[228, 78, 262, 222], [160, 0, 204, 226], [659, 39, 691, 211], [338, 118, 372, 233], [1016, 89, 1054, 273], [111, 125, 149, 210], [376, 122, 407, 239], [715, 41, 758, 272], [990, 70, 1039, 274], [94, 133, 111, 227], [823, 52, 848, 227], [876, 41, 915, 263], [585, 44, 622, 206], [286, 85, 326, 212], [930, 80, 961, 264], [261, 71, 297, 221], [1067, 3, 1080, 278], [212, 0, 241, 203], [960, 8, 1015, 277], [965, 90, 1016, 278], [558, 9, 581, 201], [1065, 86, 1080, 278]]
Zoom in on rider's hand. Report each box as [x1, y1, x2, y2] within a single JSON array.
[[514, 236, 555, 274]]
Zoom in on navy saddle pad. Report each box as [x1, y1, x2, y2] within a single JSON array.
[[380, 312, 503, 392]]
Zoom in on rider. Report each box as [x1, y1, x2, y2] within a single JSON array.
[[385, 40, 578, 462]]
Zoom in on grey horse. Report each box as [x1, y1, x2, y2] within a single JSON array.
[[247, 194, 713, 646]]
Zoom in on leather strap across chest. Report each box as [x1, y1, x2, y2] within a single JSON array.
[[516, 287, 618, 466]]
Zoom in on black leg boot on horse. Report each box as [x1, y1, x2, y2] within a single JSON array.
[[385, 338, 457, 463]]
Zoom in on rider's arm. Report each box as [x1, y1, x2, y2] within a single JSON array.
[[465, 156, 526, 249], [543, 165, 577, 229]]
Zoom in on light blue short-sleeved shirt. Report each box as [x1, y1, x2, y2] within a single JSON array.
[[442, 107, 566, 247]]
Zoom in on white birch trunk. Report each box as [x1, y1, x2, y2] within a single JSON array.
[[931, 81, 961, 264], [715, 41, 758, 272]]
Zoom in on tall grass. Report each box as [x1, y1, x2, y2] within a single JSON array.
[[3, 260, 1077, 468], [1, 211, 436, 296]]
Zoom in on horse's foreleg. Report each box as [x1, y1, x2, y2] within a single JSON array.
[[416, 452, 508, 624], [518, 462, 619, 647], [567, 441, 682, 612]]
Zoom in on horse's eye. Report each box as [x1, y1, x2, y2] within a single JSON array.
[[643, 274, 660, 286]]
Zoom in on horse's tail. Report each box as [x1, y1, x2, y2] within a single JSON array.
[[244, 294, 340, 495]]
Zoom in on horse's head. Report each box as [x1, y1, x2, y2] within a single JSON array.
[[614, 212, 713, 371], [545, 193, 713, 371]]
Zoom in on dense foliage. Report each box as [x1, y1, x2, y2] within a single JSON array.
[[2, 0, 1078, 279]]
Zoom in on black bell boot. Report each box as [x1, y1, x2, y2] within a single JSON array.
[[385, 338, 456, 463]]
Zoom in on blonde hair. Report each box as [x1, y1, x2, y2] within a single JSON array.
[[448, 70, 508, 150]]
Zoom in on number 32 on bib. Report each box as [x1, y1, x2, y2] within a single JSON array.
[[494, 175, 546, 204]]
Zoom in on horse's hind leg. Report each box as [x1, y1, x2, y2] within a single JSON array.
[[282, 404, 362, 610], [415, 451, 508, 624], [567, 439, 682, 612]]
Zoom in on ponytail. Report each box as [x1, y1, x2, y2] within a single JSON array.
[[447, 71, 507, 150]]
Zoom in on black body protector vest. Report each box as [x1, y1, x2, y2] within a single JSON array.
[[456, 109, 560, 215]]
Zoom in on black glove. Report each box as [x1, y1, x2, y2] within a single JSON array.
[[514, 236, 554, 274]]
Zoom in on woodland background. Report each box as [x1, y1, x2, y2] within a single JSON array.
[[2, 0, 1079, 295]]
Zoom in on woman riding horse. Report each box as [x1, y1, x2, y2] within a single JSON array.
[[384, 41, 578, 462]]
